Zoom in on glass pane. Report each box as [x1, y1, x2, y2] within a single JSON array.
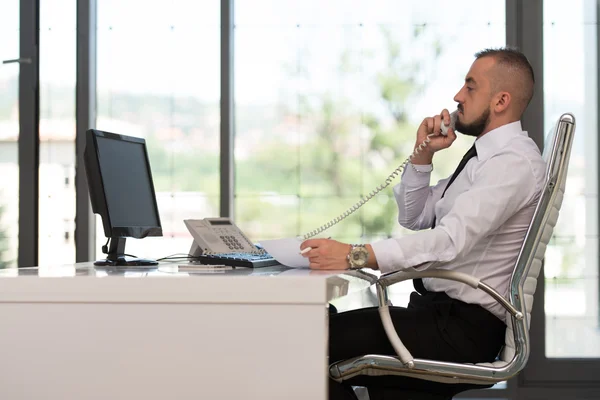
[[38, 0, 77, 266], [0, 0, 19, 268], [235, 194, 300, 241], [119, 193, 220, 260], [235, 0, 504, 243], [544, 0, 600, 358], [96, 1, 220, 262]]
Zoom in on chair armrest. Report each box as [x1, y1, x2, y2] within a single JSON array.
[[345, 269, 380, 285], [379, 268, 479, 288], [377, 269, 523, 320], [375, 269, 523, 367], [379, 304, 415, 366]]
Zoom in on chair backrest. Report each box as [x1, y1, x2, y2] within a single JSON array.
[[500, 113, 576, 367]]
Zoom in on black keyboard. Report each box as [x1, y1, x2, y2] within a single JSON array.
[[196, 252, 279, 268]]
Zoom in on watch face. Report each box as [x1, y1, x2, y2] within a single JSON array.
[[350, 246, 368, 267]]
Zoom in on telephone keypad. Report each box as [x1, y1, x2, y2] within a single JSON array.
[[212, 226, 249, 251], [220, 235, 244, 250]]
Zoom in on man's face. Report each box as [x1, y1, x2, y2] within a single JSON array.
[[453, 57, 495, 137]]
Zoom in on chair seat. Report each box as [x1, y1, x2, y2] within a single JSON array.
[[330, 354, 508, 385], [475, 360, 508, 368]]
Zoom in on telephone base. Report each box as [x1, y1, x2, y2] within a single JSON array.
[[94, 257, 159, 268], [196, 252, 279, 268]]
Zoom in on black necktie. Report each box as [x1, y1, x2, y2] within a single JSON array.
[[439, 144, 478, 201], [413, 144, 478, 295]]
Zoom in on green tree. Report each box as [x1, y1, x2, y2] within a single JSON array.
[[360, 27, 446, 237], [280, 26, 451, 240]]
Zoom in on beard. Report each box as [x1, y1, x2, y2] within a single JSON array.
[[455, 107, 490, 137]]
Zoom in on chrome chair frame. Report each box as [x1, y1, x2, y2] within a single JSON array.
[[330, 113, 576, 386]]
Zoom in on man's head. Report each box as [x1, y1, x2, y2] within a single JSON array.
[[453, 47, 535, 137]]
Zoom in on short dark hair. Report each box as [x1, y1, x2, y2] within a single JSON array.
[[474, 47, 535, 113], [475, 47, 535, 84]]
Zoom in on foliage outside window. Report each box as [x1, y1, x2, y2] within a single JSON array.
[[234, 24, 476, 243], [0, 199, 9, 269]]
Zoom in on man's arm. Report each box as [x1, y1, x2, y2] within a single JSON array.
[[372, 151, 543, 274], [394, 166, 450, 230], [395, 110, 458, 230]]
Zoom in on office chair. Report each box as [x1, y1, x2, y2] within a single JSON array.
[[330, 113, 576, 399]]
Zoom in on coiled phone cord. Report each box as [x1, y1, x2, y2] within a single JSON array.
[[301, 133, 436, 240]]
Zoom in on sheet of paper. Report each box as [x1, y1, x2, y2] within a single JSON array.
[[259, 237, 310, 268]]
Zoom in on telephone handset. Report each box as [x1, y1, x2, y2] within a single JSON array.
[[301, 110, 458, 240], [184, 218, 264, 256], [440, 110, 458, 136]]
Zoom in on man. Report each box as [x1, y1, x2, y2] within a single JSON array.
[[300, 47, 545, 399]]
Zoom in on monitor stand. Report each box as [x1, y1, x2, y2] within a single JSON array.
[[94, 237, 159, 268]]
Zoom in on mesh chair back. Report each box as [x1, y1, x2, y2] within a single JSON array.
[[499, 113, 575, 367]]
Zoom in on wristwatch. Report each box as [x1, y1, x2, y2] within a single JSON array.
[[347, 244, 369, 270]]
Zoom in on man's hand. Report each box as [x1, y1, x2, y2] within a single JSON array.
[[411, 108, 458, 165], [300, 239, 350, 270]]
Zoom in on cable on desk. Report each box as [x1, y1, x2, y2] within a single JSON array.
[[156, 253, 201, 262]]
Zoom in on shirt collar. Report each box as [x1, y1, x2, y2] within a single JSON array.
[[474, 121, 526, 162]]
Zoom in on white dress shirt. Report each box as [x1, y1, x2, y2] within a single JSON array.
[[370, 121, 546, 321]]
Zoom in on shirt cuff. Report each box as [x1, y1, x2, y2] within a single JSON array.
[[410, 163, 433, 173], [401, 163, 433, 186], [371, 238, 407, 274]]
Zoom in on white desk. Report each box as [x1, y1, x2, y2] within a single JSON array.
[[0, 263, 376, 400]]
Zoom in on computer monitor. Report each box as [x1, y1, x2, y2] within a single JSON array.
[[84, 129, 163, 267]]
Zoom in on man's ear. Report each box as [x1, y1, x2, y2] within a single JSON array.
[[493, 91, 511, 113]]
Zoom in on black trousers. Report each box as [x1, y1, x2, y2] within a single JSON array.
[[328, 291, 506, 400]]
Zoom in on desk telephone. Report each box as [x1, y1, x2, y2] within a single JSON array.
[[184, 218, 279, 268], [187, 111, 456, 268]]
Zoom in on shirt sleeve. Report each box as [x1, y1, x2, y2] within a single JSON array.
[[372, 152, 542, 274], [395, 163, 450, 230]]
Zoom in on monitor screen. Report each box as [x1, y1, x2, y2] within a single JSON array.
[[96, 135, 160, 230], [84, 129, 162, 266]]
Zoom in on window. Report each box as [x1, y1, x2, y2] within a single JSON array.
[[96, 0, 220, 260], [234, 0, 504, 265], [543, 0, 600, 358], [38, 0, 77, 266], [0, 0, 20, 269]]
